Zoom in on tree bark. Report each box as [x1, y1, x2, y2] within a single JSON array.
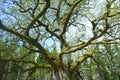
[[52, 68, 70, 80]]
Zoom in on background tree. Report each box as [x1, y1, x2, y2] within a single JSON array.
[[0, 0, 120, 80]]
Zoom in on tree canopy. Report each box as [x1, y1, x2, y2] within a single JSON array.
[[0, 0, 120, 80]]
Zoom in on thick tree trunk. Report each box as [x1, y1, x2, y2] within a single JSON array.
[[52, 68, 70, 80]]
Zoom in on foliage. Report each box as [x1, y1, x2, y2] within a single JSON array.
[[0, 0, 120, 80]]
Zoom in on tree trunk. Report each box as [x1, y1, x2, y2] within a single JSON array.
[[52, 68, 70, 80]]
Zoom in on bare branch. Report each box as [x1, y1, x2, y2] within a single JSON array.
[[60, 0, 85, 36], [26, 0, 50, 36]]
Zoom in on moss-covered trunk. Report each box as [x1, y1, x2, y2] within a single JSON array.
[[52, 68, 70, 80]]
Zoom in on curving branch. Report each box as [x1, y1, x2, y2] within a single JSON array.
[[0, 21, 57, 69], [26, 0, 50, 36], [70, 47, 94, 74], [60, 0, 85, 38], [58, 2, 115, 63]]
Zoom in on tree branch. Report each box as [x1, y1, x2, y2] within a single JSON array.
[[26, 0, 50, 36], [0, 22, 57, 69], [70, 48, 94, 73], [60, 0, 85, 36], [0, 58, 51, 69]]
